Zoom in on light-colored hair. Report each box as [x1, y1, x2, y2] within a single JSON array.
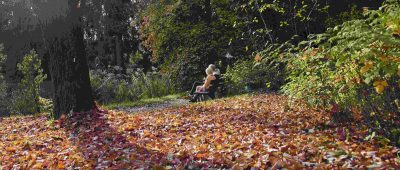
[[208, 64, 216, 71], [206, 67, 213, 75]]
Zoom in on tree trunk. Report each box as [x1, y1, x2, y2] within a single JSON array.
[[204, 0, 212, 25], [46, 0, 94, 119], [115, 35, 123, 68]]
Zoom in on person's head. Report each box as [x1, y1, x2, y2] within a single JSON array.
[[206, 67, 213, 75], [208, 64, 216, 71]]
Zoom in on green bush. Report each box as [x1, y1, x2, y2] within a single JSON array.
[[324, 5, 364, 28], [38, 97, 53, 113], [224, 43, 289, 94], [282, 0, 400, 145], [10, 50, 47, 115], [131, 69, 176, 99], [90, 67, 176, 104], [90, 67, 134, 104], [224, 59, 259, 93]]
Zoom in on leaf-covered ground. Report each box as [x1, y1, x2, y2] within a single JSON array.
[[1, 94, 399, 169]]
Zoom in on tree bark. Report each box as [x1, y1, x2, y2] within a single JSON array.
[[204, 0, 212, 25], [115, 35, 123, 68], [46, 0, 94, 119]]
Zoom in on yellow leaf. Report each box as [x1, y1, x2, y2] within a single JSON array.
[[381, 80, 388, 87], [375, 85, 385, 94], [373, 80, 380, 87], [373, 80, 388, 87], [397, 65, 400, 77], [199, 144, 208, 152], [172, 121, 180, 126]]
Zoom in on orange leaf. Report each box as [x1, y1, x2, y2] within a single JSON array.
[[196, 153, 207, 159], [360, 61, 373, 74], [124, 124, 135, 131], [6, 147, 16, 152], [255, 53, 262, 62], [57, 161, 65, 169]]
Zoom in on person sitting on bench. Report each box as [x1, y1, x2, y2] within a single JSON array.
[[189, 64, 220, 96], [189, 67, 216, 102]]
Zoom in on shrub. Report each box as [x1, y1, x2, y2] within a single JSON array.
[[224, 59, 261, 93], [90, 67, 176, 104], [282, 0, 400, 145], [39, 97, 53, 113], [90, 66, 133, 104], [131, 69, 176, 99], [224, 43, 289, 94], [10, 50, 47, 115]]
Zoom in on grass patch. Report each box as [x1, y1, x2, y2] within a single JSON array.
[[103, 93, 184, 110]]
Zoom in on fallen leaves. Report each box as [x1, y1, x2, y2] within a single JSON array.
[[0, 94, 399, 169]]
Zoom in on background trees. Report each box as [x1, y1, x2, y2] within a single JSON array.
[[0, 0, 384, 117], [138, 0, 382, 90], [0, 0, 95, 118]]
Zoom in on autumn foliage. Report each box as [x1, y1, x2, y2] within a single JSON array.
[[1, 94, 399, 169]]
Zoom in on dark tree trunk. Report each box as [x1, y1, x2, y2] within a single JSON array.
[[46, 0, 94, 119], [115, 35, 123, 68], [204, 0, 212, 25]]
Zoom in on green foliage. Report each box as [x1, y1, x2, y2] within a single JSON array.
[[224, 59, 257, 93], [325, 5, 364, 28], [282, 0, 400, 145], [10, 50, 47, 115], [224, 43, 289, 94], [257, 43, 295, 90], [224, 59, 267, 93], [90, 67, 136, 103], [230, 0, 330, 48], [139, 0, 238, 89], [38, 97, 53, 113], [131, 70, 176, 99], [90, 67, 176, 104], [138, 0, 346, 90], [129, 51, 144, 65]]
